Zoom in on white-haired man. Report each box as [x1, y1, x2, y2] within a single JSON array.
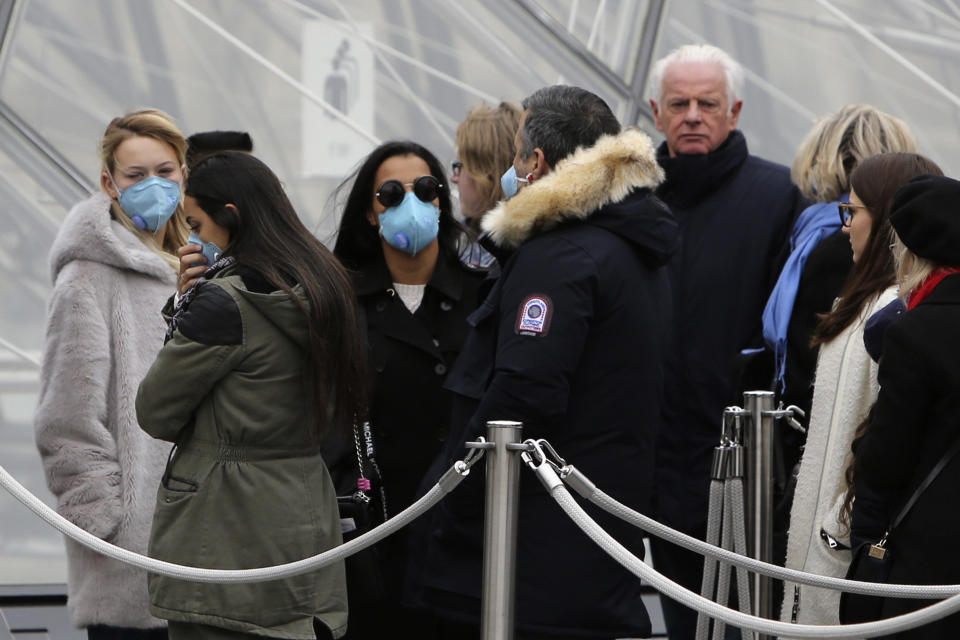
[[648, 44, 807, 640]]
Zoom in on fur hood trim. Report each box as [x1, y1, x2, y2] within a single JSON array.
[[50, 192, 176, 284], [481, 127, 664, 248]]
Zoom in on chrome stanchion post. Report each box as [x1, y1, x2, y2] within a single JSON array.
[[481, 420, 523, 640], [742, 391, 775, 640]]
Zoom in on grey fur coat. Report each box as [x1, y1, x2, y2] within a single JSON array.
[[34, 192, 176, 629]]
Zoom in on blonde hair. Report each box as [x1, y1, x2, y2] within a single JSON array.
[[892, 233, 937, 301], [791, 104, 916, 202], [99, 108, 189, 269], [455, 102, 522, 222]]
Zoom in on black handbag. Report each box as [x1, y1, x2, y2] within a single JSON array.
[[840, 435, 960, 623], [337, 421, 388, 604]]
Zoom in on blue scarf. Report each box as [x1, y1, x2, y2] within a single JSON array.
[[762, 197, 846, 392]]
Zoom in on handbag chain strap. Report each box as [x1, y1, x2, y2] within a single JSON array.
[[352, 421, 372, 501], [351, 421, 389, 520]]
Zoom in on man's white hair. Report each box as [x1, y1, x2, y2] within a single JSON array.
[[648, 44, 745, 110]]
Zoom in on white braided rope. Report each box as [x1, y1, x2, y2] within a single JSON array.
[[535, 463, 960, 638], [562, 465, 960, 599], [696, 479, 726, 640], [0, 463, 465, 583], [728, 478, 755, 640], [713, 483, 737, 640]]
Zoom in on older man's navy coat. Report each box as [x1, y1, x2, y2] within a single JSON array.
[[650, 130, 806, 639], [406, 129, 678, 639]]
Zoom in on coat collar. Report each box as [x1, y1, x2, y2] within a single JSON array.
[[480, 128, 664, 249], [50, 192, 177, 285], [655, 130, 749, 207], [353, 251, 464, 301]]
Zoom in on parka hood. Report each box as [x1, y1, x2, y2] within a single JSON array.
[[50, 192, 176, 285], [481, 127, 676, 265], [234, 282, 312, 350]]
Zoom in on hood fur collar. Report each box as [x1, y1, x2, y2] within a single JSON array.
[[481, 128, 664, 248], [49, 192, 177, 284]]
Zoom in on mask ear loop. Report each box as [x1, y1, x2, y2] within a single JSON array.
[[106, 171, 123, 200]]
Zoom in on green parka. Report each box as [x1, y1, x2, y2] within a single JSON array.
[[136, 264, 347, 639]]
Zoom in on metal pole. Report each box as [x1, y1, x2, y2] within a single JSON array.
[[742, 391, 775, 640], [481, 420, 523, 640]]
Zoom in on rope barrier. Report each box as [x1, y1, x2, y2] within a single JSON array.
[[6, 431, 960, 636], [0, 457, 476, 583], [527, 456, 960, 639], [561, 464, 960, 599]]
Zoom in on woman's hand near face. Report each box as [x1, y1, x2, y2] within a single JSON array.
[[177, 244, 207, 295]]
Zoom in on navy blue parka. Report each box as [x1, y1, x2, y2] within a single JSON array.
[[406, 129, 679, 639]]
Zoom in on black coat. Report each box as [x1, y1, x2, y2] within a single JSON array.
[[653, 131, 805, 536], [779, 230, 853, 466], [406, 129, 679, 638], [324, 252, 484, 635], [852, 273, 960, 638]]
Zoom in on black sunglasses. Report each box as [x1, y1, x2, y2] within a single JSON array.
[[451, 161, 463, 177], [375, 175, 443, 208]]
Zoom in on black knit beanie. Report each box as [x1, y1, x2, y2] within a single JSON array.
[[890, 174, 960, 264]]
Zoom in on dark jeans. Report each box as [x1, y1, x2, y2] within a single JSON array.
[[87, 626, 168, 640]]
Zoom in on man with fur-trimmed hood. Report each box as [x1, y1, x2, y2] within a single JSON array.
[[406, 85, 679, 638]]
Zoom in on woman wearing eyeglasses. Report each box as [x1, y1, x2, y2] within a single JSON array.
[[780, 152, 942, 631], [330, 140, 484, 639]]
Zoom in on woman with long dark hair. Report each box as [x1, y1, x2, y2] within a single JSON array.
[[136, 151, 365, 640], [781, 152, 942, 629], [330, 140, 484, 638]]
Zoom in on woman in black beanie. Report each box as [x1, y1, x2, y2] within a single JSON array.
[[849, 174, 960, 637]]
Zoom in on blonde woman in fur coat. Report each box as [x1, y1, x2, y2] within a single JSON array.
[[780, 153, 942, 633], [34, 109, 189, 640]]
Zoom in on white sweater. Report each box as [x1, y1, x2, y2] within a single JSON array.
[[34, 193, 176, 628], [779, 286, 898, 633]]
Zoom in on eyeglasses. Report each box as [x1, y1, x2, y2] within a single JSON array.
[[375, 175, 443, 208], [451, 161, 463, 178], [838, 203, 866, 227]]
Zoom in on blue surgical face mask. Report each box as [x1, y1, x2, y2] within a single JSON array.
[[500, 165, 531, 199], [378, 191, 440, 255], [187, 231, 223, 267], [115, 176, 182, 232]]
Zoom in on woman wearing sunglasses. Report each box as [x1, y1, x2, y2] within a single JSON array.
[[331, 141, 484, 639], [780, 152, 942, 629]]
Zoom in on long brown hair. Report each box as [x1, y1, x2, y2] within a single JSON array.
[[811, 153, 942, 345], [839, 406, 874, 532]]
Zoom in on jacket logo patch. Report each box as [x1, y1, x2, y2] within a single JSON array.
[[516, 295, 553, 336]]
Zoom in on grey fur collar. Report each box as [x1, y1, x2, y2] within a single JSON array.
[[481, 128, 664, 248], [49, 192, 177, 284]]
